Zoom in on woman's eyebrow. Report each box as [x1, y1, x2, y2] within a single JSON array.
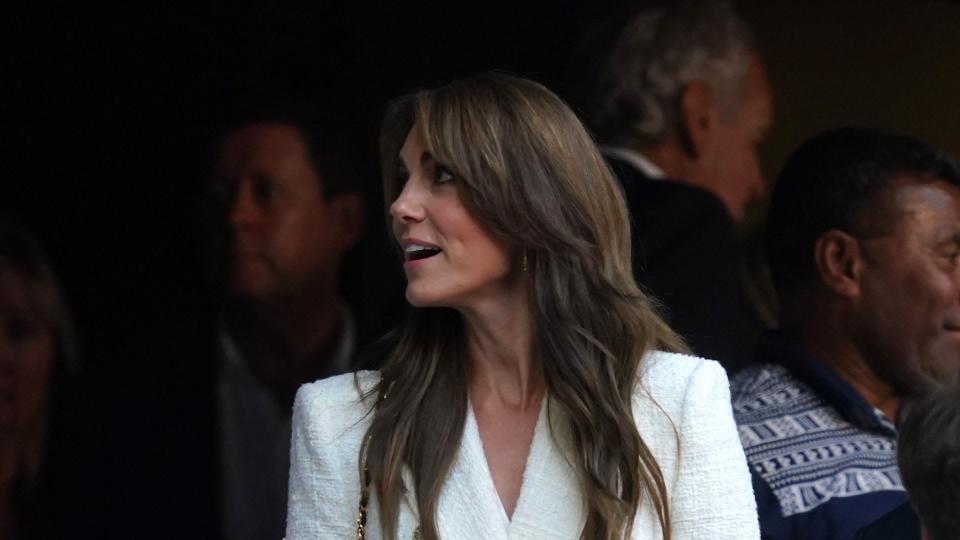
[[395, 151, 435, 173]]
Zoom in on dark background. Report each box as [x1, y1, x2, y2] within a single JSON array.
[[3, 0, 959, 395], [2, 0, 622, 380], [2, 0, 959, 536]]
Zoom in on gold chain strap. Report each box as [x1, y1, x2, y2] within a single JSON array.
[[356, 385, 381, 540], [356, 386, 423, 539], [356, 455, 370, 538]]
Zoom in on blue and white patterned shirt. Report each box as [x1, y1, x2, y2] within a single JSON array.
[[731, 332, 909, 540]]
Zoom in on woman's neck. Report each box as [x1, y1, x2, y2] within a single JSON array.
[[460, 290, 544, 409]]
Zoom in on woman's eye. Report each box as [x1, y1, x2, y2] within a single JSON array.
[[435, 166, 455, 184]]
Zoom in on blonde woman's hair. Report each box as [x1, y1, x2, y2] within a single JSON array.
[[363, 72, 686, 540]]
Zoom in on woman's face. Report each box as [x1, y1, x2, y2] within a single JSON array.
[[390, 126, 517, 310], [0, 265, 54, 437]]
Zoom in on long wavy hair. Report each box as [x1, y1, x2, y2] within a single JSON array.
[[362, 72, 687, 540]]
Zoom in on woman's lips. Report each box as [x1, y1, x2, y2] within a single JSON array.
[[403, 252, 440, 269], [400, 238, 442, 265]]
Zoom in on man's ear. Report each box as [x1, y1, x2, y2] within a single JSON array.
[[329, 192, 365, 251], [679, 80, 719, 159], [813, 230, 864, 298]]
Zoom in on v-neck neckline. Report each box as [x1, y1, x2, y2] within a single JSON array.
[[464, 394, 549, 529], [423, 394, 585, 538]]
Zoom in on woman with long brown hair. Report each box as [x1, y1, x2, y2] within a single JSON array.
[[286, 73, 758, 539]]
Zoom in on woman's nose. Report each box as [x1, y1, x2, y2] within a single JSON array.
[[389, 176, 426, 224]]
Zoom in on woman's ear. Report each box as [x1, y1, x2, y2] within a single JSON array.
[[679, 80, 719, 159], [813, 229, 864, 298]]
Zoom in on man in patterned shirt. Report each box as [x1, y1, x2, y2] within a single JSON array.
[[732, 127, 960, 539]]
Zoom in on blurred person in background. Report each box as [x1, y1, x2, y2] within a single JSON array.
[[894, 381, 960, 540], [201, 104, 367, 540], [0, 223, 76, 540], [857, 380, 960, 540], [55, 103, 386, 540], [573, 1, 773, 371], [733, 128, 960, 540], [573, 0, 773, 371]]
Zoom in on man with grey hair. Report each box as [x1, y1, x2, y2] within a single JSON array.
[[574, 0, 773, 371]]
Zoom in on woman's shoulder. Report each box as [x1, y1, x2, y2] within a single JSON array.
[[288, 372, 378, 538], [638, 350, 727, 386], [296, 369, 379, 405], [633, 352, 759, 539], [292, 370, 380, 440], [634, 351, 730, 415]]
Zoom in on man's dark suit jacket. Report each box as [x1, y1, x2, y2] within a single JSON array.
[[606, 155, 757, 372]]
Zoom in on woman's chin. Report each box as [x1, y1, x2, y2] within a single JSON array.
[[406, 287, 460, 309], [405, 288, 438, 308]]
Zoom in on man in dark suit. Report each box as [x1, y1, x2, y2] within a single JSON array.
[[199, 105, 367, 540], [83, 105, 372, 540], [576, 0, 773, 371], [87, 104, 403, 540]]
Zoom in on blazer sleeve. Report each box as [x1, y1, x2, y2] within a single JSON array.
[[670, 360, 760, 539], [286, 381, 363, 540]]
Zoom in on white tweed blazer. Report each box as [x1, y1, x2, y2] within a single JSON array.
[[286, 351, 759, 539]]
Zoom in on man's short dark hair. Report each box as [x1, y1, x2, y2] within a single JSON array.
[[765, 127, 960, 294], [897, 380, 960, 540], [214, 102, 362, 198]]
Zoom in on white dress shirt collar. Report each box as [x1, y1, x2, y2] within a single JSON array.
[[602, 146, 667, 180]]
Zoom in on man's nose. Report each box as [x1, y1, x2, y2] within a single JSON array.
[[229, 182, 261, 228]]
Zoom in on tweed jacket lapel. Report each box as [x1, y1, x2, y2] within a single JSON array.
[[506, 401, 585, 538], [427, 402, 511, 538], [402, 398, 584, 539]]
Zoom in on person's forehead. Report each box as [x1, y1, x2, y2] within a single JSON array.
[[219, 123, 308, 165], [0, 265, 40, 316], [886, 176, 960, 232], [399, 125, 427, 166]]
